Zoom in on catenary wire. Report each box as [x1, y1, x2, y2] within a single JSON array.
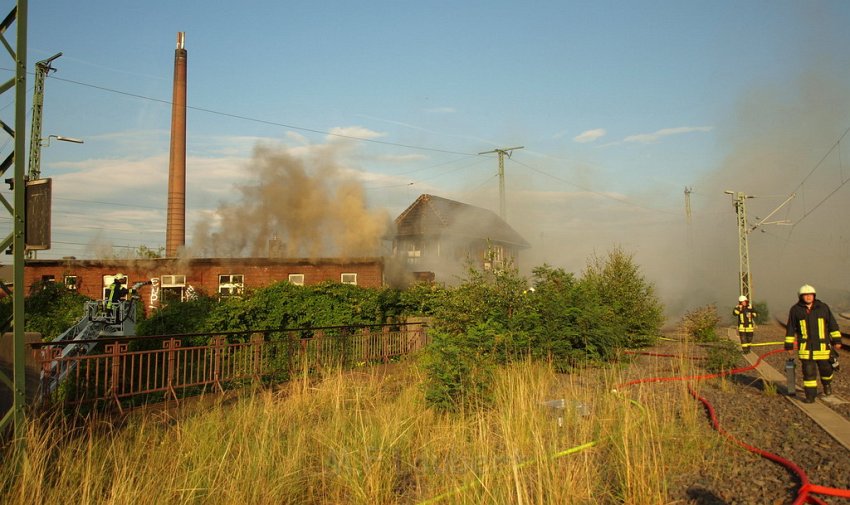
[[11, 71, 480, 157]]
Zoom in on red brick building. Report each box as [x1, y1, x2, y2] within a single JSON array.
[[25, 257, 385, 311]]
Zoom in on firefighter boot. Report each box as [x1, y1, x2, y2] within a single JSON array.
[[803, 388, 817, 404], [823, 383, 833, 397]]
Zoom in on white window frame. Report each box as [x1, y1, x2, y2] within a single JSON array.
[[161, 274, 186, 303], [288, 273, 305, 286], [341, 273, 357, 285], [218, 274, 244, 298], [64, 275, 78, 290]]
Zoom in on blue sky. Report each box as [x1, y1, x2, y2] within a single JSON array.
[[4, 1, 850, 308]]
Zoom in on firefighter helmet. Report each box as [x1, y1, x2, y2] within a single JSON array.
[[738, 295, 748, 302], [798, 284, 816, 295]]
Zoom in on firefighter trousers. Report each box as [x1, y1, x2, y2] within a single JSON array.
[[738, 331, 754, 351], [800, 359, 833, 396]]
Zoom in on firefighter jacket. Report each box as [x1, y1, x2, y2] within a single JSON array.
[[733, 305, 757, 332], [105, 281, 128, 309], [784, 299, 841, 360]]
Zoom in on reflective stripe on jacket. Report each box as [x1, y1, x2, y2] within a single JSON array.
[[733, 306, 757, 332], [785, 299, 841, 360]]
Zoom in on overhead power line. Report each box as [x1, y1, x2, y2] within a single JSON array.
[[508, 158, 678, 215], [788, 125, 850, 229], [11, 70, 478, 157]]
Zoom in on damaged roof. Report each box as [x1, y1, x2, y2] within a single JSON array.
[[394, 194, 529, 248]]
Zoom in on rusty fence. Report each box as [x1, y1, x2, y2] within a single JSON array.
[[29, 322, 429, 412]]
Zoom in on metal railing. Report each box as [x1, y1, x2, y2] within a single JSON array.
[[30, 322, 429, 412]]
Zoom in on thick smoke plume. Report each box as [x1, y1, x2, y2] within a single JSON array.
[[502, 72, 850, 319], [192, 142, 388, 259]]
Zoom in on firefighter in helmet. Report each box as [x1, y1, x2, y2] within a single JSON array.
[[784, 284, 843, 403], [105, 273, 129, 312], [733, 295, 757, 353]]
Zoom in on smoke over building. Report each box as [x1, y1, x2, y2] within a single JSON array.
[[191, 142, 389, 259]]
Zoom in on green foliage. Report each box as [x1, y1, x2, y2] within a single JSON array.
[[704, 339, 741, 373], [136, 295, 220, 338], [421, 324, 498, 412], [582, 247, 663, 348], [137, 281, 404, 337], [752, 301, 769, 325], [421, 249, 665, 412], [680, 304, 720, 342], [0, 281, 92, 341]]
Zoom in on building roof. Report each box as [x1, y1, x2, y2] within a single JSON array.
[[394, 194, 529, 248]]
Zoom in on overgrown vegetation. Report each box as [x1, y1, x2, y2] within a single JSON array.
[[13, 247, 663, 414], [0, 361, 728, 505], [422, 247, 664, 412], [0, 282, 92, 340], [680, 304, 721, 343]]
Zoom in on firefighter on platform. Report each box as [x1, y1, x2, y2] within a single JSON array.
[[105, 273, 129, 314], [733, 295, 757, 353], [784, 284, 843, 403]]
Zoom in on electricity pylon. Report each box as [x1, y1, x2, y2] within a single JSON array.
[[725, 190, 795, 302], [0, 0, 29, 440], [27, 51, 61, 181], [726, 191, 754, 300], [478, 146, 524, 221]]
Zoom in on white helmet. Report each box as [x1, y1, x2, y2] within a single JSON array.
[[798, 284, 816, 295], [738, 295, 748, 302]]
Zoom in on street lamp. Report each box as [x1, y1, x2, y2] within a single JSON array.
[[41, 134, 84, 147]]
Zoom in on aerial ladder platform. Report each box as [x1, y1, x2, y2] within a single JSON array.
[[39, 281, 150, 399]]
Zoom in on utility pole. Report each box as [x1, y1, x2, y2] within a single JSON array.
[[478, 146, 523, 221], [725, 191, 754, 301], [27, 51, 61, 181], [724, 190, 795, 302], [0, 0, 29, 441]]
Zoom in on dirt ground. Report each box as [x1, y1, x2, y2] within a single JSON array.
[[629, 321, 850, 505]]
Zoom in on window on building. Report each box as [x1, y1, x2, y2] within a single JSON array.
[[41, 275, 55, 283], [64, 275, 78, 291], [341, 273, 357, 285], [161, 274, 186, 304], [404, 241, 421, 264], [288, 273, 305, 286], [218, 274, 244, 298], [484, 244, 506, 271]]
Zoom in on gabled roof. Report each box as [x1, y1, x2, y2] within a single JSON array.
[[394, 194, 529, 248]]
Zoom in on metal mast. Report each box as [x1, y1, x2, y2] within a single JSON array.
[[731, 192, 753, 301], [26, 51, 61, 181], [725, 190, 795, 302], [0, 0, 28, 440], [478, 146, 523, 221]]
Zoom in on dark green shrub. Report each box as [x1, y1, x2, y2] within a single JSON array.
[[421, 323, 498, 412], [0, 281, 93, 341], [581, 247, 663, 348], [752, 301, 769, 325]]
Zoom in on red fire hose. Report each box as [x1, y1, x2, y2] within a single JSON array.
[[621, 348, 850, 504]]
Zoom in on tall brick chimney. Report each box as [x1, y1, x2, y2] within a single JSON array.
[[166, 32, 187, 257]]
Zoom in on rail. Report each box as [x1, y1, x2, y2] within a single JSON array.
[[30, 322, 429, 412]]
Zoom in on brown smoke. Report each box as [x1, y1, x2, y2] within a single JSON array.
[[191, 142, 389, 259]]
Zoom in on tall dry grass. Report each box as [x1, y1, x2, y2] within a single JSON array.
[[1, 352, 728, 505]]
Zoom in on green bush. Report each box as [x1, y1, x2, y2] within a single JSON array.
[[137, 281, 408, 337], [581, 247, 663, 348], [421, 249, 665, 412], [421, 323, 498, 412], [681, 304, 720, 342], [704, 339, 741, 373], [0, 281, 92, 341], [752, 301, 769, 325]]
